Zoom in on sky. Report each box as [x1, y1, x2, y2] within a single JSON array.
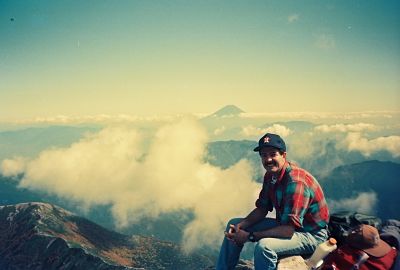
[[1, 0, 399, 121]]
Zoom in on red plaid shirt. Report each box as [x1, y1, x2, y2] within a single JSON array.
[[255, 161, 329, 232]]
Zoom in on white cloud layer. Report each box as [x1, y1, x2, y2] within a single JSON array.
[[1, 118, 259, 252], [341, 132, 400, 157], [241, 124, 292, 138], [0, 157, 27, 177], [214, 126, 226, 135], [4, 114, 184, 125], [329, 192, 378, 215], [182, 160, 258, 252], [315, 123, 380, 133]]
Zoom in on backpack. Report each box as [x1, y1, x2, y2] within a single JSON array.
[[380, 219, 400, 270], [321, 244, 398, 270], [328, 211, 382, 245]]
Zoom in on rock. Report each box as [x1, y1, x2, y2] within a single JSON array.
[[0, 202, 214, 270], [277, 255, 309, 270], [235, 259, 254, 269], [204, 259, 254, 270]]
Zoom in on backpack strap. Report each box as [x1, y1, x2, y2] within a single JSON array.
[[351, 250, 369, 270]]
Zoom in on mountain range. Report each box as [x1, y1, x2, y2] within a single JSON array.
[[0, 105, 399, 268], [0, 126, 100, 161], [320, 160, 400, 220], [0, 202, 214, 270]]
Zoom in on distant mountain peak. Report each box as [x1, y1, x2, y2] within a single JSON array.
[[210, 105, 244, 117]]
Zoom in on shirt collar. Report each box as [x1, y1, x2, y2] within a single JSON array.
[[264, 161, 289, 185]]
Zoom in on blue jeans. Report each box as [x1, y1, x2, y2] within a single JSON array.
[[216, 218, 328, 270]]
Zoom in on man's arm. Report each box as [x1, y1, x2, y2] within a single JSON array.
[[253, 224, 295, 239], [238, 207, 269, 230], [228, 217, 295, 246], [225, 207, 268, 243], [229, 224, 295, 246]]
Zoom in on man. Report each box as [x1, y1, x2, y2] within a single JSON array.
[[216, 133, 330, 270]]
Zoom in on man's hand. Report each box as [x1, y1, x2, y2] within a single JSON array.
[[225, 224, 249, 246], [224, 224, 237, 241]]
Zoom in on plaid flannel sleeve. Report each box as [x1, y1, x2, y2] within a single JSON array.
[[280, 180, 311, 228]]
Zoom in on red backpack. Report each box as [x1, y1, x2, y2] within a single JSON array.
[[321, 244, 397, 270]]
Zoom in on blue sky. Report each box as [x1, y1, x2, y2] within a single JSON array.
[[1, 0, 399, 120]]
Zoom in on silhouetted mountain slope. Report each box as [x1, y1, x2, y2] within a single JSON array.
[[0, 126, 99, 160], [200, 106, 251, 141], [0, 178, 43, 205], [320, 160, 400, 220], [206, 140, 257, 169], [0, 202, 214, 270], [205, 140, 264, 181], [204, 105, 244, 118]]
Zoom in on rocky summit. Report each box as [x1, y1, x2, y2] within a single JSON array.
[[0, 202, 214, 270]]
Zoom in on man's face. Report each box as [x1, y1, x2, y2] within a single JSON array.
[[259, 147, 287, 173]]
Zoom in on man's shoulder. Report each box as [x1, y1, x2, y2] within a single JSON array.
[[286, 164, 315, 183], [286, 163, 309, 177]]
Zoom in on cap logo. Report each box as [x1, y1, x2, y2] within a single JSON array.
[[264, 137, 270, 143]]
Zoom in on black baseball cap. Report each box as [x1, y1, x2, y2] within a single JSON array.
[[253, 133, 286, 152]]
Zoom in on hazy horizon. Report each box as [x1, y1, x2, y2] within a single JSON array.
[[1, 104, 399, 127]]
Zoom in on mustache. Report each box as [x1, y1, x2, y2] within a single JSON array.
[[265, 161, 277, 166]]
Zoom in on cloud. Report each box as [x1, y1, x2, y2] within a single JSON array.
[[328, 192, 378, 215], [2, 118, 259, 252], [214, 126, 226, 135], [0, 157, 28, 177], [315, 123, 380, 133], [4, 114, 185, 126], [182, 160, 259, 252], [240, 111, 400, 121], [341, 132, 400, 157], [288, 14, 300, 23], [241, 124, 292, 138], [286, 132, 318, 159], [3, 111, 399, 128], [314, 34, 336, 50], [16, 126, 144, 206]]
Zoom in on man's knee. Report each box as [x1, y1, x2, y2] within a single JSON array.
[[254, 239, 278, 267], [225, 218, 242, 231], [254, 238, 277, 256]]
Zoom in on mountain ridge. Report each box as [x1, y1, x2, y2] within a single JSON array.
[[319, 160, 400, 220], [0, 202, 214, 270]]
